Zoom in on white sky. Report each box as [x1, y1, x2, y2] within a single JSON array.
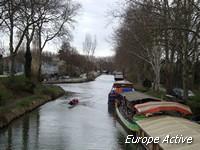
[[71, 0, 119, 57], [45, 0, 120, 57], [1, 0, 121, 57]]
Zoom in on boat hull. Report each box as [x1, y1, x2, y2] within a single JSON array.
[[115, 105, 140, 132], [108, 94, 117, 106]]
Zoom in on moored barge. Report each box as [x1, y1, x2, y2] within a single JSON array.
[[114, 91, 162, 132], [110, 88, 198, 149], [108, 80, 134, 106]]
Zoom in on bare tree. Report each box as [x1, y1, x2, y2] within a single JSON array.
[[0, 0, 40, 76], [113, 0, 200, 96], [82, 33, 97, 78], [0, 40, 4, 74], [35, 0, 80, 81]]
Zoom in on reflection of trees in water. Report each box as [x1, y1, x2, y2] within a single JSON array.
[[34, 113, 40, 150], [22, 111, 41, 150], [7, 127, 12, 150], [22, 116, 29, 150], [3, 110, 41, 150], [108, 105, 115, 115]]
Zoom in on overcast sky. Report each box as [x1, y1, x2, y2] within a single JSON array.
[[69, 0, 119, 57], [2, 0, 120, 57]]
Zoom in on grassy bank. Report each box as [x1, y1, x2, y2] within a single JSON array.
[[43, 72, 101, 84], [0, 75, 65, 128]]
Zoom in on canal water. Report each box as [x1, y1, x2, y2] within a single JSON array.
[[0, 75, 137, 150]]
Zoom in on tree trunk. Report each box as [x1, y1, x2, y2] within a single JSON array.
[[154, 67, 160, 92], [37, 49, 42, 82], [182, 59, 188, 100], [25, 40, 32, 78], [36, 26, 42, 82], [165, 63, 174, 93], [0, 55, 3, 75], [9, 28, 15, 77], [10, 53, 16, 77], [182, 39, 188, 100]]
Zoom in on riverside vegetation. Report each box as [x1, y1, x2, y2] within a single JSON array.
[[0, 75, 65, 128]]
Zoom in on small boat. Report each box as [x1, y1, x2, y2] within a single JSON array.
[[68, 99, 79, 105], [108, 80, 134, 106], [114, 72, 124, 81]]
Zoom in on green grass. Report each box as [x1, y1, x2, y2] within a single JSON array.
[[0, 83, 13, 105], [133, 83, 148, 92], [16, 95, 41, 108], [0, 95, 40, 111], [145, 90, 166, 99], [34, 84, 64, 98], [0, 75, 64, 108], [4, 75, 35, 93]]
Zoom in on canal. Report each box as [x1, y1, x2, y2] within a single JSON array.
[[0, 75, 136, 150]]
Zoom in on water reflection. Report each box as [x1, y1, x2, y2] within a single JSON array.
[[22, 116, 29, 150], [7, 127, 12, 150], [0, 75, 138, 150]]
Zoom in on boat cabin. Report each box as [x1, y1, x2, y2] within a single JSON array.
[[136, 116, 200, 150], [132, 101, 194, 150], [118, 91, 161, 110], [114, 72, 124, 81], [112, 80, 134, 94], [116, 91, 161, 120], [108, 80, 134, 106]]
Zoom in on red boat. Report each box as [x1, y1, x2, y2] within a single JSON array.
[[68, 99, 79, 105]]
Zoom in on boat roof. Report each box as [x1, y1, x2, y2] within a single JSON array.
[[121, 91, 160, 102], [136, 116, 200, 150], [114, 80, 132, 85], [134, 101, 192, 115], [114, 74, 123, 78]]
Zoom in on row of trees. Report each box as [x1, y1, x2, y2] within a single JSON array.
[[58, 34, 97, 78], [58, 41, 91, 77], [113, 0, 200, 99], [58, 34, 113, 77], [0, 0, 80, 80]]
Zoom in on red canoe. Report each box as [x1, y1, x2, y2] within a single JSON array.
[[68, 99, 79, 105]]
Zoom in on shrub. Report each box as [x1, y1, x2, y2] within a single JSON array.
[[4, 75, 35, 93], [0, 83, 13, 106], [143, 79, 152, 88]]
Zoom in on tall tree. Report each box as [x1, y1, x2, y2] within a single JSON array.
[[113, 0, 200, 96], [35, 0, 80, 81], [0, 0, 38, 76]]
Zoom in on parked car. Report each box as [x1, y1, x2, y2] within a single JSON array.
[[171, 88, 195, 99]]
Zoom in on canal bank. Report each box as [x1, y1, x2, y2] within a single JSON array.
[[0, 75, 137, 150], [0, 85, 65, 129], [43, 72, 101, 84]]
